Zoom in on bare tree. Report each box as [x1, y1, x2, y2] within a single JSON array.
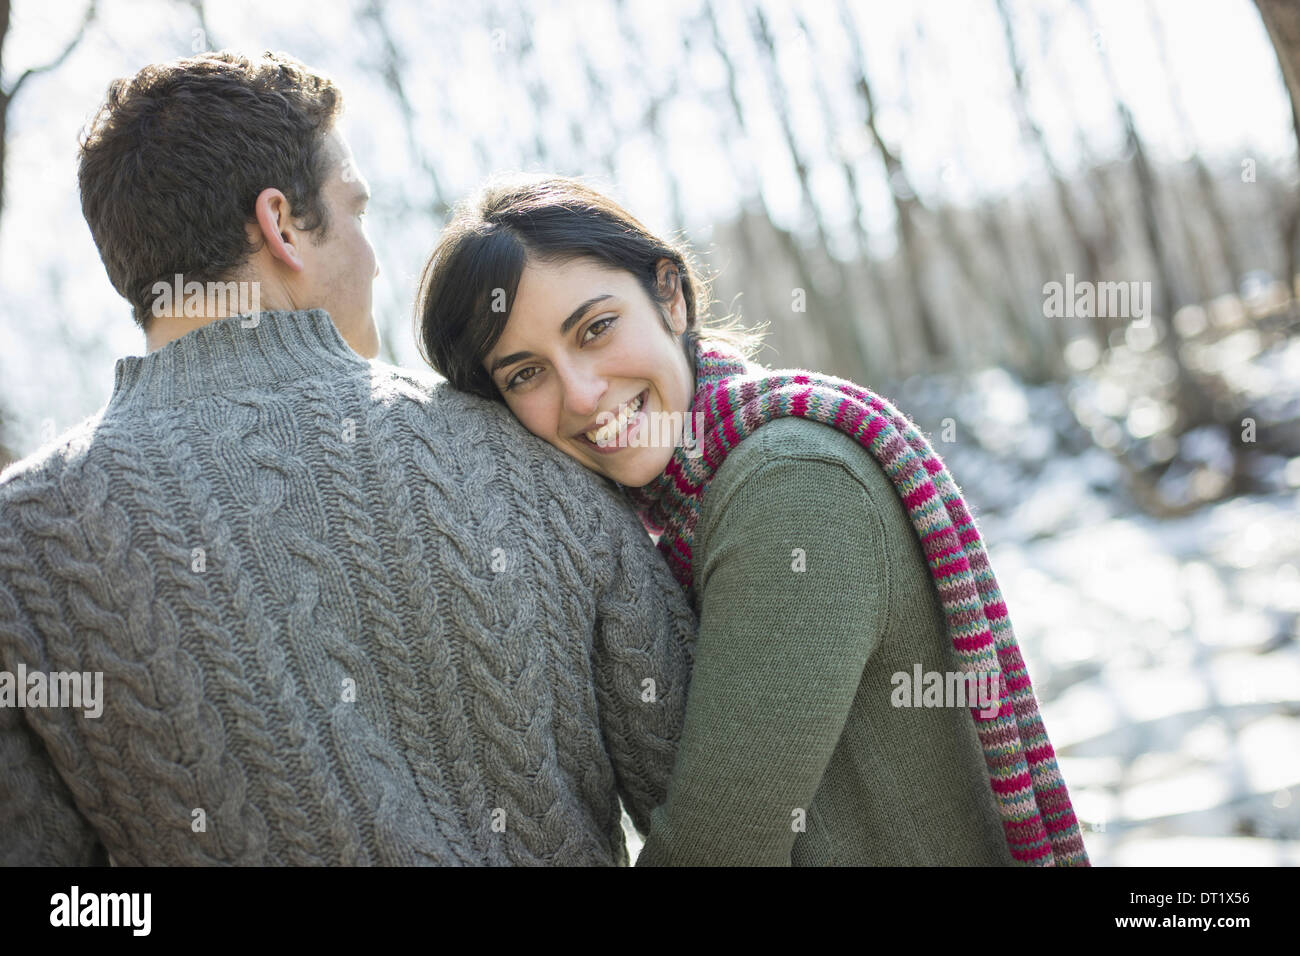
[[186, 0, 219, 50], [361, 0, 449, 224], [838, 0, 945, 360], [697, 0, 836, 374], [611, 0, 687, 236], [1256, 0, 1300, 120], [1147, 0, 1244, 296], [0, 0, 97, 221], [792, 10, 899, 380], [1255, 0, 1300, 304], [749, 5, 872, 382], [995, 0, 1109, 351], [1078, 0, 1213, 429]]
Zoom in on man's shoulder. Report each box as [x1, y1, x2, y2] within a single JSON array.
[[366, 360, 622, 489], [0, 410, 107, 504], [367, 360, 522, 432], [365, 363, 642, 562], [366, 358, 445, 399]]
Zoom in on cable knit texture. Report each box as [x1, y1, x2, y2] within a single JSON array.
[[0, 309, 697, 866]]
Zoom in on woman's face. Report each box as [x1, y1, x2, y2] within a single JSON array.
[[484, 255, 695, 487]]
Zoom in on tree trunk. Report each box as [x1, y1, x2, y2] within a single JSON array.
[[1256, 0, 1300, 302], [1256, 0, 1300, 124]]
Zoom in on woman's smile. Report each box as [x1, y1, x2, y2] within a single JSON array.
[[576, 388, 649, 451]]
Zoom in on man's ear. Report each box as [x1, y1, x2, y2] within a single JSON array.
[[251, 187, 305, 272]]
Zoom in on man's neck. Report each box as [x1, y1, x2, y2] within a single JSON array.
[[143, 272, 292, 352], [146, 302, 296, 352], [145, 312, 232, 353]]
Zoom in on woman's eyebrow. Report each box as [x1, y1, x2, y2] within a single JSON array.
[[490, 349, 533, 377], [559, 294, 614, 335]]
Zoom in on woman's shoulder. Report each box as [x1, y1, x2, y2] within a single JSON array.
[[692, 414, 903, 598], [708, 415, 886, 499], [696, 415, 904, 554]]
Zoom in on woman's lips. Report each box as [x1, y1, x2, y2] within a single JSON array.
[[578, 389, 649, 454]]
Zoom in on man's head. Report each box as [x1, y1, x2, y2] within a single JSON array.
[[77, 50, 380, 357]]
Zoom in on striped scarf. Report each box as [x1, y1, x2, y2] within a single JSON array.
[[626, 337, 1090, 867]]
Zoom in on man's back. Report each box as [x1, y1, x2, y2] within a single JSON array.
[[0, 309, 696, 865]]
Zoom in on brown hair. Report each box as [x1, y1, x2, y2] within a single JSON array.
[[415, 174, 762, 403], [77, 50, 343, 328]]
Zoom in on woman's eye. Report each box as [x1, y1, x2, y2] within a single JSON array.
[[582, 316, 616, 342], [505, 366, 540, 391]]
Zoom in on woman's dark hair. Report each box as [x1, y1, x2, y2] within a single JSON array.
[[416, 174, 761, 403], [77, 50, 343, 329]]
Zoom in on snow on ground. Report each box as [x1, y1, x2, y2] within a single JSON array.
[[989, 488, 1300, 866], [933, 357, 1300, 867]]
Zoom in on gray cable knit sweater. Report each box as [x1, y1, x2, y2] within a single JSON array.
[[0, 309, 697, 866]]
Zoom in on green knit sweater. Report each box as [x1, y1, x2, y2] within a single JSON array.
[[635, 416, 1017, 866]]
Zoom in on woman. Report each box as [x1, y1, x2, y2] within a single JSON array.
[[416, 175, 1089, 867]]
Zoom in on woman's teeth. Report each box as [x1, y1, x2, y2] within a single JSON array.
[[587, 393, 644, 445]]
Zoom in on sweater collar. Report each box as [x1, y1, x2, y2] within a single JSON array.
[[108, 309, 369, 410]]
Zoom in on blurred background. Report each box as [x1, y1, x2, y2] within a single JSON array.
[[2, 0, 1298, 865]]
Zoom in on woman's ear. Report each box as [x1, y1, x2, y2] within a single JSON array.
[[656, 258, 688, 335]]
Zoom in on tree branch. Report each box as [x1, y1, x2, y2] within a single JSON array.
[[4, 0, 98, 103]]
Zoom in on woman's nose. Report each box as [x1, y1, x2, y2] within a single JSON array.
[[559, 364, 606, 418]]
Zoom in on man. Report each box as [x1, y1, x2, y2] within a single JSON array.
[[0, 50, 695, 865]]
